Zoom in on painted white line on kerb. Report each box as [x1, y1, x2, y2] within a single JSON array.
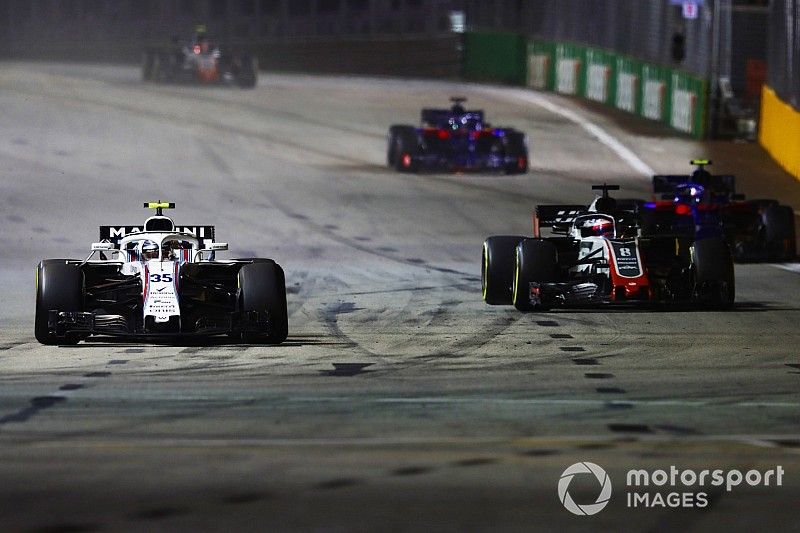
[[290, 396, 800, 409], [37, 434, 800, 449], [480, 87, 656, 177], [772, 263, 800, 274]]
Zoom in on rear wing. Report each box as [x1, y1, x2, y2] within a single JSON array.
[[653, 174, 736, 195], [533, 205, 586, 237], [99, 225, 216, 247], [421, 108, 484, 127]]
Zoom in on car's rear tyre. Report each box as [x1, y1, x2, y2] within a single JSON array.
[[142, 50, 154, 81], [238, 261, 288, 344], [692, 237, 735, 309], [482, 235, 525, 305], [237, 55, 258, 88], [763, 204, 797, 260], [388, 125, 419, 172], [748, 199, 779, 210], [513, 239, 558, 311], [504, 131, 528, 175], [35, 260, 84, 345], [151, 54, 163, 83]]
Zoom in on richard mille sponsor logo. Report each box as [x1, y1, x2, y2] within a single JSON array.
[[559, 462, 785, 514]]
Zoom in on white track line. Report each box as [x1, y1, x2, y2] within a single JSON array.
[[771, 263, 800, 274], [290, 397, 800, 409], [479, 87, 655, 177], [27, 435, 800, 448]]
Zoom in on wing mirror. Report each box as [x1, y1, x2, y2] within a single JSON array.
[[91, 242, 116, 251], [194, 242, 228, 262]]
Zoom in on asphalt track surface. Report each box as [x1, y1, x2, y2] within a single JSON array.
[[1, 62, 799, 532]]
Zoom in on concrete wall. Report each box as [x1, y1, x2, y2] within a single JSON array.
[[0, 0, 463, 78], [255, 36, 461, 78]]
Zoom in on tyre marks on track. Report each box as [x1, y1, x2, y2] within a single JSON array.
[[323, 363, 375, 377], [265, 195, 473, 277], [409, 313, 520, 362], [0, 395, 66, 426], [530, 315, 663, 434], [4, 84, 370, 169], [597, 387, 626, 394], [0, 341, 29, 351], [145, 83, 386, 141], [537, 317, 707, 437]]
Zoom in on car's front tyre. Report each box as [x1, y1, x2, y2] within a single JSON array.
[[238, 261, 288, 344], [691, 237, 735, 309], [513, 239, 558, 311], [35, 260, 84, 345], [388, 125, 419, 172], [482, 235, 525, 305]]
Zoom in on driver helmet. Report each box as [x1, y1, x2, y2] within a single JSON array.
[[142, 240, 159, 261], [593, 196, 617, 214], [691, 168, 712, 186], [582, 218, 615, 238], [162, 240, 181, 260], [194, 25, 210, 52]]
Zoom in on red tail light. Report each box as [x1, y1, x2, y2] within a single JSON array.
[[675, 204, 692, 216], [423, 128, 450, 140], [470, 130, 495, 140]]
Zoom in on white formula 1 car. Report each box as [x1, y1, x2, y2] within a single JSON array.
[[35, 202, 287, 345]]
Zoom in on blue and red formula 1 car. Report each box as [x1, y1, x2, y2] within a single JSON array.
[[387, 97, 528, 174], [641, 160, 797, 262]]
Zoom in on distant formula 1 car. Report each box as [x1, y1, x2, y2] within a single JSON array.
[[642, 160, 796, 262], [35, 202, 287, 345], [387, 97, 528, 174], [482, 185, 735, 310], [142, 26, 257, 88]]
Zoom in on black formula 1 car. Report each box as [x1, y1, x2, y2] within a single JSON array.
[[35, 203, 287, 345], [142, 27, 257, 88], [482, 185, 735, 311], [387, 97, 528, 174], [642, 160, 796, 262]]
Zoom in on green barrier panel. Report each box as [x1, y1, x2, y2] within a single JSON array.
[[584, 47, 617, 106], [670, 70, 708, 137], [614, 55, 643, 115], [640, 62, 671, 125], [527, 40, 556, 90], [526, 38, 708, 138], [553, 42, 586, 96], [463, 31, 526, 85]]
